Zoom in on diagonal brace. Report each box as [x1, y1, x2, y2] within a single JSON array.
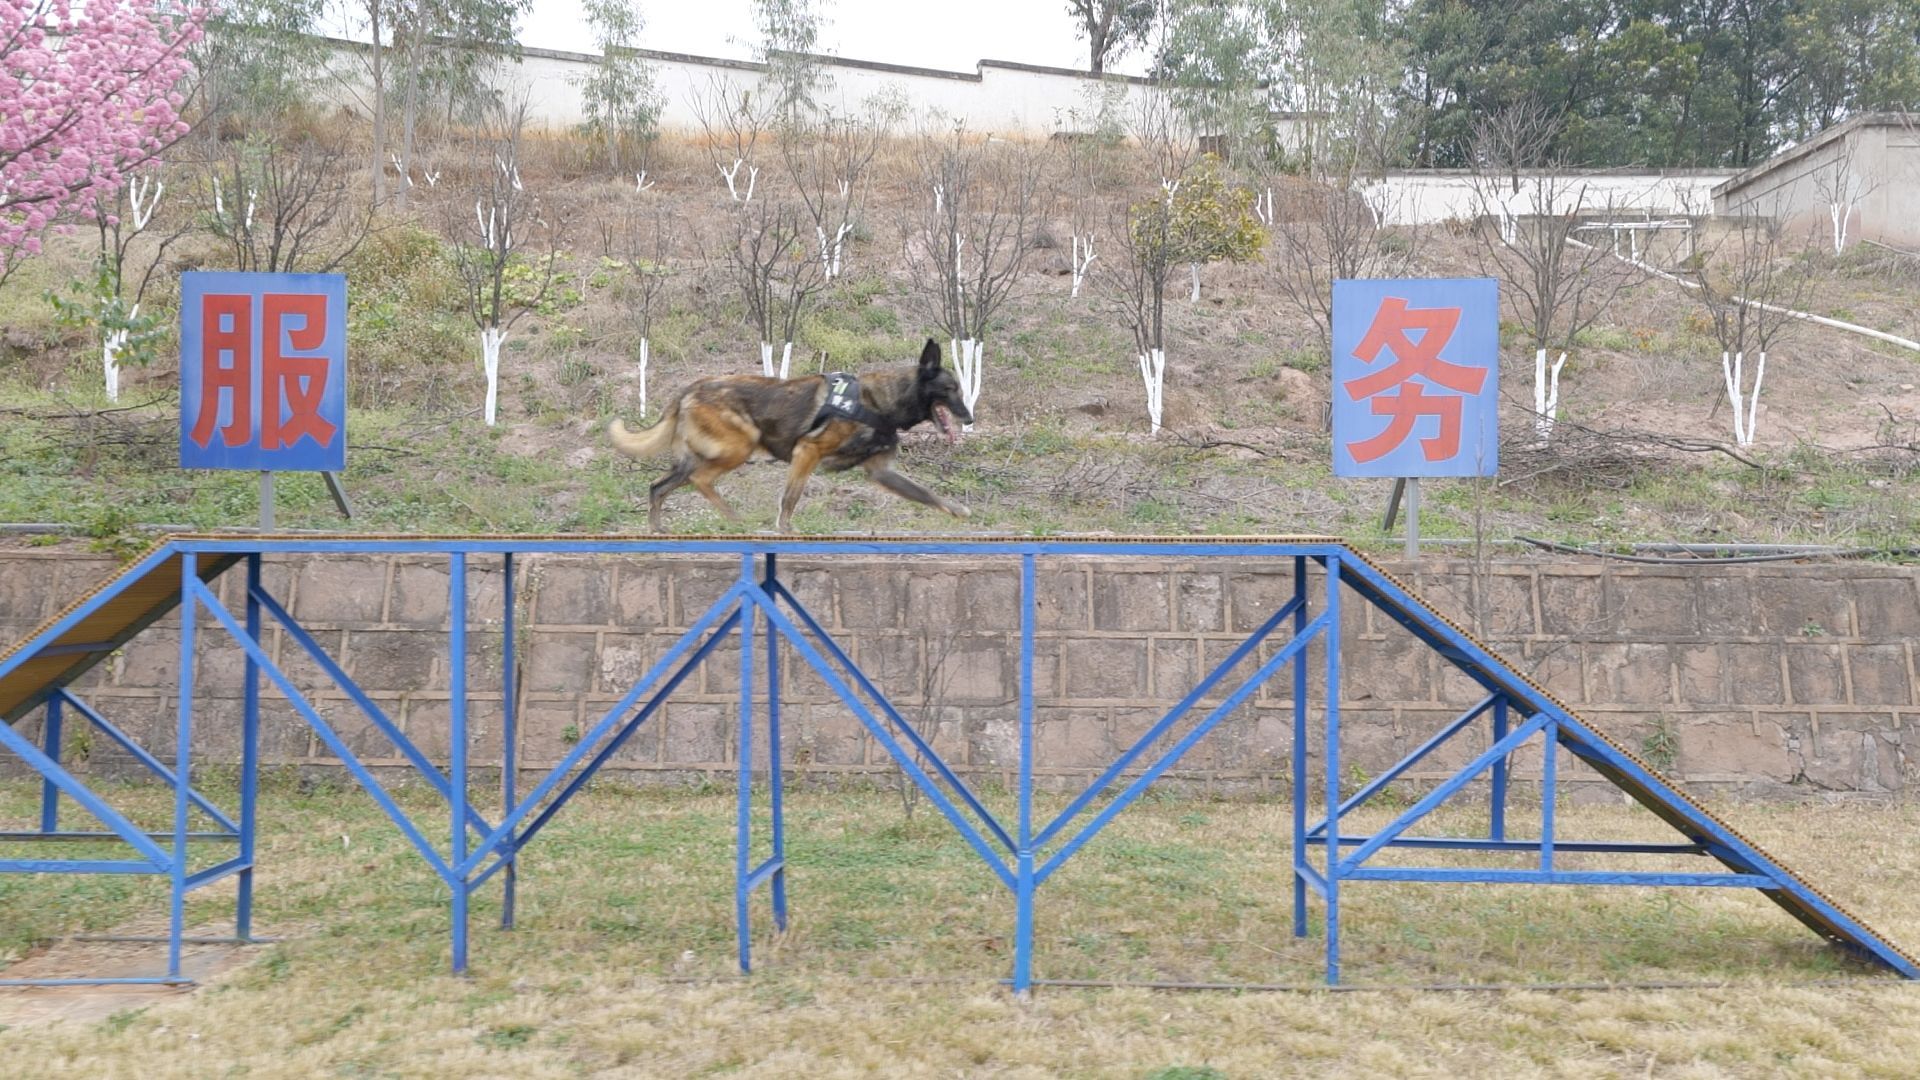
[[0, 719, 172, 867], [1337, 711, 1555, 876], [251, 584, 497, 839], [55, 690, 240, 834], [745, 585, 1016, 891], [766, 579, 1013, 854], [1037, 595, 1304, 850], [456, 583, 751, 878], [1039, 611, 1329, 884], [191, 579, 455, 882], [1308, 693, 1497, 838]]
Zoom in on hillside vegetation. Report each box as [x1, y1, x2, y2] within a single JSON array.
[[4, 125, 1920, 550]]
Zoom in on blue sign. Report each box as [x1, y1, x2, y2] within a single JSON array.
[[180, 272, 347, 472], [1331, 278, 1498, 478]]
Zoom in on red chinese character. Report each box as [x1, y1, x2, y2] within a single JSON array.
[[260, 293, 337, 451], [1347, 382, 1463, 464], [187, 294, 253, 449], [1343, 297, 1487, 401]]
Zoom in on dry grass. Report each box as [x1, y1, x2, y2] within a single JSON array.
[[1, 779, 1917, 1077]]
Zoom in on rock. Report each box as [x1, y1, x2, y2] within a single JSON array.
[[1276, 367, 1322, 403], [1072, 396, 1108, 417]]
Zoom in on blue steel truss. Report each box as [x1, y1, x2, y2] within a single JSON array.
[[1, 535, 1914, 990]]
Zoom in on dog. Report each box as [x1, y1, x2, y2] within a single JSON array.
[[608, 339, 975, 533]]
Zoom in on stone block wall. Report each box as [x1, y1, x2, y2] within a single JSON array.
[[2, 549, 1914, 797]]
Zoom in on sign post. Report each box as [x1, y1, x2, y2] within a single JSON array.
[[179, 273, 349, 531], [1331, 278, 1500, 560]]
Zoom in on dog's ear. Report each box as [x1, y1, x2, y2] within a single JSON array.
[[917, 338, 942, 375]]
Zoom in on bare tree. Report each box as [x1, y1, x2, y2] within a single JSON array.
[[1691, 210, 1814, 449], [1810, 132, 1880, 256], [1267, 106, 1417, 363], [899, 125, 1047, 431], [690, 75, 775, 203], [204, 130, 378, 275], [781, 111, 880, 283], [447, 98, 562, 426], [1466, 101, 1640, 444], [619, 203, 675, 418], [723, 195, 828, 379]]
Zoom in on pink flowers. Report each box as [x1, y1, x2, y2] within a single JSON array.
[[0, 0, 206, 274]]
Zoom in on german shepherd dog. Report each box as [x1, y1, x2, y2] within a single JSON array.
[[608, 339, 974, 532]]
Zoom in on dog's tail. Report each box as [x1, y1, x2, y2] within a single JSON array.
[[608, 411, 676, 460]]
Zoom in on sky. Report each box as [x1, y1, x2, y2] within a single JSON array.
[[511, 0, 1155, 77]]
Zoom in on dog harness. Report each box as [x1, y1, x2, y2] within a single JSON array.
[[810, 372, 889, 433]]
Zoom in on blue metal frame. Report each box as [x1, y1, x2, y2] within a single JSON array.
[[4, 535, 1915, 989]]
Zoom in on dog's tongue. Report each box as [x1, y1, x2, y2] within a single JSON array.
[[935, 404, 957, 444]]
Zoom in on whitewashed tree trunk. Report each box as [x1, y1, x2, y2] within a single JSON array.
[[1721, 350, 1767, 448], [1190, 263, 1201, 302], [817, 223, 853, 279], [1830, 202, 1853, 255], [720, 160, 759, 202], [480, 326, 507, 426], [1070, 235, 1095, 298], [760, 341, 776, 377], [102, 326, 127, 403], [779, 341, 793, 380], [1138, 348, 1166, 436], [953, 338, 983, 432], [1533, 348, 1566, 442], [635, 171, 654, 192], [637, 337, 650, 417]]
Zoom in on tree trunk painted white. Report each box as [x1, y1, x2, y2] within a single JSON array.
[[637, 336, 650, 417], [720, 160, 758, 202], [1190, 263, 1201, 303], [760, 340, 776, 377], [481, 326, 507, 426], [952, 338, 983, 432], [1533, 348, 1566, 442], [635, 170, 654, 192], [779, 341, 793, 380], [1070, 235, 1095, 298], [1831, 202, 1853, 255], [102, 327, 127, 403], [830, 223, 850, 278], [1138, 348, 1166, 436], [817, 223, 853, 279], [1721, 350, 1767, 448]]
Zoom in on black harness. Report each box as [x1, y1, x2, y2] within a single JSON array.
[[809, 372, 891, 434]]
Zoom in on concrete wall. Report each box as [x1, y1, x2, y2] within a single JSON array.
[[1364, 171, 1735, 228], [1713, 114, 1920, 249], [320, 40, 1193, 141], [4, 550, 1916, 799]]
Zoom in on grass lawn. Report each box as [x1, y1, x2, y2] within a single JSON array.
[[1, 778, 1918, 1077]]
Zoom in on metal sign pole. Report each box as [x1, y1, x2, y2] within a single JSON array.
[[1404, 478, 1420, 560]]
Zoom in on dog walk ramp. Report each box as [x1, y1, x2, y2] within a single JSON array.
[[0, 541, 240, 722], [1332, 544, 1919, 979]]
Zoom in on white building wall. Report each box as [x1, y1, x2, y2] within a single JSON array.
[[1363, 171, 1735, 226], [325, 41, 1167, 139]]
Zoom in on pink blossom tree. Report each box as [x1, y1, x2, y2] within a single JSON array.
[[0, 0, 206, 281]]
